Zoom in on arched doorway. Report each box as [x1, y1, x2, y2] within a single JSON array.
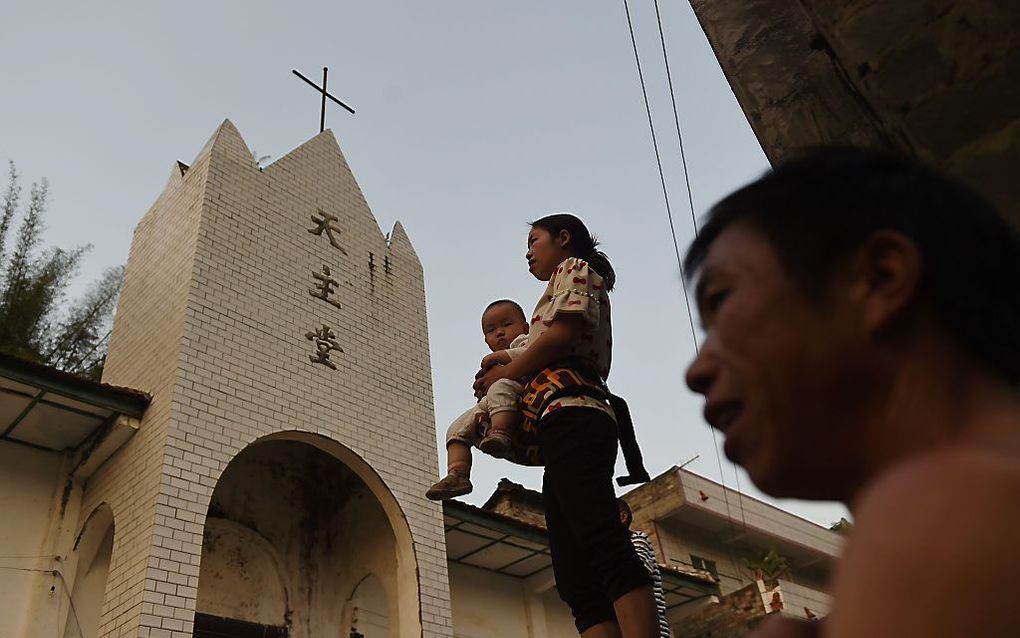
[[194, 433, 418, 638], [345, 574, 391, 638], [65, 505, 115, 638], [194, 518, 289, 632]]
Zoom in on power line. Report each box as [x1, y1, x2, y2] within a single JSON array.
[[620, 0, 699, 354], [733, 467, 752, 533], [650, 0, 699, 236], [624, 0, 750, 542]]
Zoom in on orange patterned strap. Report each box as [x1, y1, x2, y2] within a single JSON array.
[[519, 362, 606, 434], [513, 360, 649, 486], [497, 362, 606, 468]]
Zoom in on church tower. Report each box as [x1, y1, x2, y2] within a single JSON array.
[[80, 120, 452, 637]]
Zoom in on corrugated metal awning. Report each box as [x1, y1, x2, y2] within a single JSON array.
[[0, 354, 148, 454]]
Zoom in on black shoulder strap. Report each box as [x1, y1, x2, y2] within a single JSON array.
[[538, 385, 650, 487], [607, 394, 650, 486]]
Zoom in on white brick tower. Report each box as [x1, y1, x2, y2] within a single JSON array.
[[81, 120, 452, 637]]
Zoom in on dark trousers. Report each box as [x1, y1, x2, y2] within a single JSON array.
[[539, 407, 652, 633]]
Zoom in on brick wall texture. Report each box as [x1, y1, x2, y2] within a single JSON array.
[[82, 120, 452, 637], [674, 582, 771, 638]]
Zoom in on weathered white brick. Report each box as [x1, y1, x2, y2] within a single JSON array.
[[79, 120, 452, 636]]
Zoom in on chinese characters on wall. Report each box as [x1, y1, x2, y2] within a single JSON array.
[[305, 209, 345, 370], [305, 324, 343, 370], [309, 264, 342, 308], [308, 210, 347, 254], [300, 208, 395, 371]]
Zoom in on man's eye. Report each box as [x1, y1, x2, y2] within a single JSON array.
[[706, 290, 729, 311]]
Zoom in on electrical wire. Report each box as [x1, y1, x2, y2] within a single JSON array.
[[625, 0, 753, 552], [55, 569, 84, 638], [655, 0, 755, 530], [0, 566, 84, 637], [621, 0, 700, 354], [650, 0, 699, 237]]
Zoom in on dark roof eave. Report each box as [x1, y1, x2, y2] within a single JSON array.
[[444, 499, 550, 546], [0, 353, 150, 417], [443, 500, 719, 593]]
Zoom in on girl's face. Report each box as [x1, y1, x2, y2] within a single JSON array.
[[526, 226, 572, 281]]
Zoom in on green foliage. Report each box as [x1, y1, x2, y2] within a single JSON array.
[[742, 547, 791, 581], [0, 161, 124, 381]]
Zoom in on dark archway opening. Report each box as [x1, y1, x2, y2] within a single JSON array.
[[194, 439, 399, 638]]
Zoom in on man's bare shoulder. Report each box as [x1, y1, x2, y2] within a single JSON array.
[[827, 448, 1020, 637], [857, 446, 1020, 531]]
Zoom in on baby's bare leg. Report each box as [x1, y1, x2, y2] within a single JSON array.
[[426, 441, 475, 500], [447, 440, 472, 477], [489, 410, 520, 438], [479, 378, 523, 460], [479, 409, 520, 459]]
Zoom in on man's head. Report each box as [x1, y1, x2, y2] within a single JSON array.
[[684, 147, 1020, 500], [482, 299, 528, 352], [617, 498, 633, 528]]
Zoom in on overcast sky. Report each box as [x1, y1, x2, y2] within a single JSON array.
[[1, 1, 847, 527]]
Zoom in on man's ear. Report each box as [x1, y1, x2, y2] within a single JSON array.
[[854, 230, 923, 334], [557, 229, 571, 248]]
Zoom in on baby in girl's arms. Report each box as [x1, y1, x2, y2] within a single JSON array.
[[426, 299, 531, 500]]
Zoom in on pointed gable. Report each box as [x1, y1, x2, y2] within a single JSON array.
[[191, 119, 254, 168]]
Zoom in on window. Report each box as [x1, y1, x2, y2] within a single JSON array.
[[691, 555, 719, 580]]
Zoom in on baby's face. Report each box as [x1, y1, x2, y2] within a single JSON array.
[[482, 303, 529, 352]]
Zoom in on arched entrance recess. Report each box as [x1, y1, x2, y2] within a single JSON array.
[[64, 504, 115, 638], [344, 574, 391, 638], [193, 431, 420, 638]]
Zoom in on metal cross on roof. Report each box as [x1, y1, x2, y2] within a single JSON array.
[[292, 67, 356, 133]]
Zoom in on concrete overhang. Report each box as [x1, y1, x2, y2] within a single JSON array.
[[629, 468, 843, 570], [0, 353, 149, 474], [690, 0, 1020, 223]]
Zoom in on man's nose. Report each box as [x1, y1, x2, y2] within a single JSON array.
[[685, 341, 717, 396]]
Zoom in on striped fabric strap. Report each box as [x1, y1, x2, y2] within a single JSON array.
[[631, 533, 672, 638]]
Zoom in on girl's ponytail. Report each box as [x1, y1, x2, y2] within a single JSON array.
[[585, 248, 616, 292], [531, 213, 616, 291]]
